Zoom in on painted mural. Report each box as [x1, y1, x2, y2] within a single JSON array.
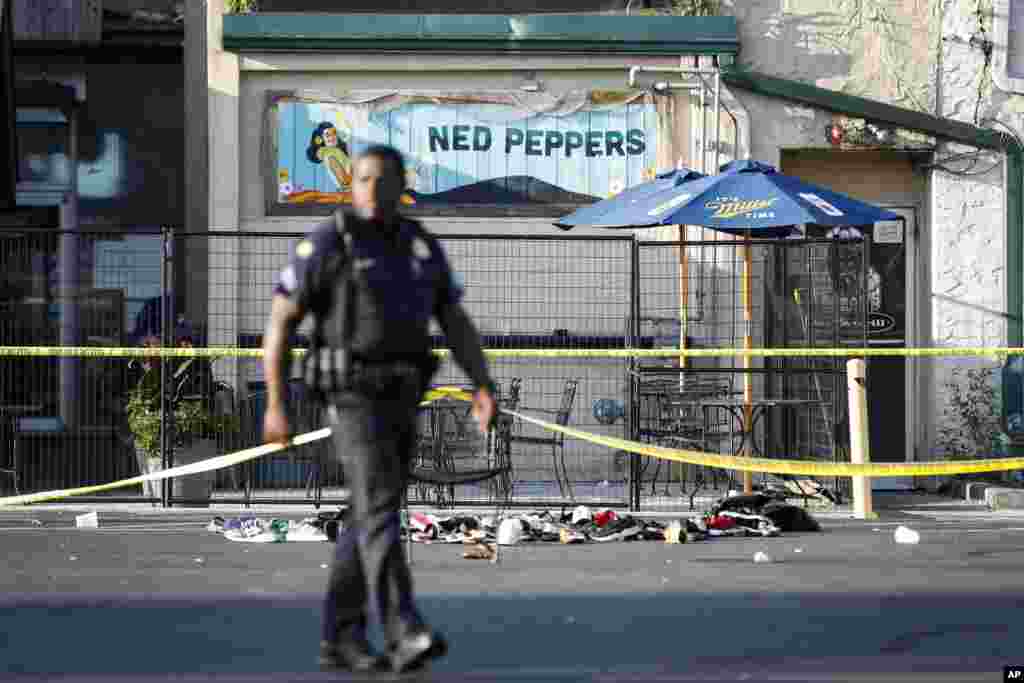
[[269, 91, 660, 208]]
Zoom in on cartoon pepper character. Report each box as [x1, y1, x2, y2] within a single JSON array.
[[306, 122, 352, 190]]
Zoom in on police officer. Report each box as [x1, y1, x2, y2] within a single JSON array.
[[262, 144, 497, 674]]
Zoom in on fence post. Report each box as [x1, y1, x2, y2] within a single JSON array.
[[626, 237, 634, 509], [159, 226, 173, 508], [847, 358, 876, 519]]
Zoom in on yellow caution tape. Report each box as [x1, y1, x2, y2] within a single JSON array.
[[505, 409, 1024, 477], [0, 346, 1022, 359], [421, 386, 475, 403], [0, 389, 474, 508], [3, 386, 1022, 507], [0, 428, 333, 507]]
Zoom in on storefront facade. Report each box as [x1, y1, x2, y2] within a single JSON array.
[[198, 2, 1020, 488]]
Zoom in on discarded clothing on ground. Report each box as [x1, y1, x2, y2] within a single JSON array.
[[761, 502, 821, 532], [397, 504, 795, 547], [207, 515, 330, 543], [709, 491, 823, 533], [205, 497, 818, 549], [761, 478, 842, 505], [707, 511, 780, 537]]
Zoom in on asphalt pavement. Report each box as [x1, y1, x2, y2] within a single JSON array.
[[1, 498, 1023, 682]]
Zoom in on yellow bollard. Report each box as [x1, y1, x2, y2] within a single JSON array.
[[847, 358, 877, 520]]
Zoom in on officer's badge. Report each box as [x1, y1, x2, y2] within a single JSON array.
[[412, 237, 431, 261], [295, 240, 314, 259]]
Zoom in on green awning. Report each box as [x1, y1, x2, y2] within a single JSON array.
[[222, 13, 739, 55]]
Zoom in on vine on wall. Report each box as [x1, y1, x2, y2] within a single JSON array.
[[225, 0, 257, 14], [937, 365, 1003, 461], [671, 0, 719, 16], [826, 0, 935, 113]]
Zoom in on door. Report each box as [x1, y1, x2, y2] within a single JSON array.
[[864, 208, 915, 491]]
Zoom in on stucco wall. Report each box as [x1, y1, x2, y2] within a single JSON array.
[[714, 0, 1013, 463], [726, 0, 939, 113], [933, 0, 1011, 458]]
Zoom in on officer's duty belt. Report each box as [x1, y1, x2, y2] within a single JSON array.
[[310, 347, 425, 397]]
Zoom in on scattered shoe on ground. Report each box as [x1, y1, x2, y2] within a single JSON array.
[[204, 490, 822, 548]]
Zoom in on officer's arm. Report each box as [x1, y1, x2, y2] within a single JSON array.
[[436, 302, 495, 394], [263, 295, 304, 415]]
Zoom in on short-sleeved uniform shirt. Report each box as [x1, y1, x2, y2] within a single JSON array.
[[274, 211, 463, 360]]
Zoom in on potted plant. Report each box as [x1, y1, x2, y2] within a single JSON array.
[[127, 367, 241, 505], [169, 392, 241, 506], [126, 367, 165, 502]]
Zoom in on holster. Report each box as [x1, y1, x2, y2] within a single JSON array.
[[306, 347, 439, 401], [302, 344, 348, 402]]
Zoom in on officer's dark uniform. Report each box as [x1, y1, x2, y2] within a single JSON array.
[[274, 208, 493, 670]]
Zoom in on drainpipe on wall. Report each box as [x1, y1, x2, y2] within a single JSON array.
[[1006, 148, 1023, 347]]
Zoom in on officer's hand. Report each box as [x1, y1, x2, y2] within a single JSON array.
[[472, 387, 497, 435], [263, 406, 291, 446]]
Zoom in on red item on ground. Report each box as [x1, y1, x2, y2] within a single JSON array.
[[594, 510, 617, 527], [707, 514, 737, 531]]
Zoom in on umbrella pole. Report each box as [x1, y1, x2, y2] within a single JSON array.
[[677, 225, 689, 490], [742, 231, 754, 494], [678, 225, 689, 374]]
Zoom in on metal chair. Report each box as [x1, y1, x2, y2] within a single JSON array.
[[634, 371, 740, 500], [507, 378, 579, 502], [405, 381, 516, 565]]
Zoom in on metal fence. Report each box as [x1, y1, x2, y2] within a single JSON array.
[[0, 226, 865, 510], [630, 236, 867, 507]]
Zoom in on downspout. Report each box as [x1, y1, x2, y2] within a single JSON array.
[[992, 0, 1024, 346], [1006, 145, 1023, 346]]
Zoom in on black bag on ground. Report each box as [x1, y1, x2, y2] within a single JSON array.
[[712, 492, 786, 516], [760, 502, 821, 532]]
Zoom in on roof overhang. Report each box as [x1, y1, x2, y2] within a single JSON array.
[[222, 13, 740, 56]]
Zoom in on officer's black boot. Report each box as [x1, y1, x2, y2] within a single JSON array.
[[319, 620, 389, 673], [388, 622, 449, 673]]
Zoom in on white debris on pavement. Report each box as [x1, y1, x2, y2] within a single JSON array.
[[753, 551, 774, 563], [893, 525, 920, 545], [75, 512, 98, 529], [497, 518, 523, 546]]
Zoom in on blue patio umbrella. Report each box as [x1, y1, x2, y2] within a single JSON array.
[[554, 160, 901, 235], [553, 166, 705, 230], [556, 160, 901, 493]]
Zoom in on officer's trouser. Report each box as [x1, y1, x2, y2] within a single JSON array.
[[322, 390, 424, 646]]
